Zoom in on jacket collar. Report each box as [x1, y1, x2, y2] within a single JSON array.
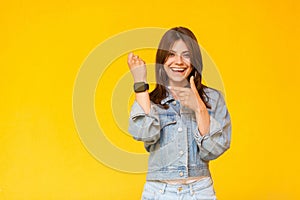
[[160, 93, 175, 105]]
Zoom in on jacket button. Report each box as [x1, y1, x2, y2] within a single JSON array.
[[172, 101, 177, 105], [179, 171, 184, 177], [178, 127, 183, 132], [177, 186, 183, 192]]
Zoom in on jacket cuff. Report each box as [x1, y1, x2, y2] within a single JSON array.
[[193, 115, 222, 145], [130, 101, 158, 120]]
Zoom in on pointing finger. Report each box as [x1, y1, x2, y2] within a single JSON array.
[[168, 86, 188, 92]]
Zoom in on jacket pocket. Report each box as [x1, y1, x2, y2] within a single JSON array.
[[159, 114, 177, 147]]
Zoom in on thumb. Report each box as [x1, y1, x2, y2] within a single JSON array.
[[190, 76, 197, 93]]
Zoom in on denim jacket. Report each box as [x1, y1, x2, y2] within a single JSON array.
[[128, 87, 231, 181]]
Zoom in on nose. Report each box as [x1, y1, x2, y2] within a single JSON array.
[[174, 54, 183, 64]]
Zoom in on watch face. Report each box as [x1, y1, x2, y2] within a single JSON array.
[[134, 82, 149, 93]]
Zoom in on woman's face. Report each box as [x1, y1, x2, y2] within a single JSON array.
[[163, 39, 193, 87]]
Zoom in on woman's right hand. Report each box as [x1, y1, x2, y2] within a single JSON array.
[[127, 52, 147, 82]]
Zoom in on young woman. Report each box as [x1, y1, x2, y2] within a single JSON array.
[[127, 27, 231, 200]]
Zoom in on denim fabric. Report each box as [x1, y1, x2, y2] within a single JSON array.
[[142, 177, 217, 200], [128, 87, 231, 181]]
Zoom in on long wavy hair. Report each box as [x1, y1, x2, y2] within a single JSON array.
[[150, 27, 211, 109]]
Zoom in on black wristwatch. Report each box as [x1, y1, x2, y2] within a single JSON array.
[[134, 82, 149, 93]]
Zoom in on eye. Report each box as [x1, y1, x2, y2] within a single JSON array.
[[182, 52, 190, 59], [168, 52, 175, 57]]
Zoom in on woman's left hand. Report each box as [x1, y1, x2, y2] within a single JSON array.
[[169, 76, 204, 111], [169, 76, 210, 135]]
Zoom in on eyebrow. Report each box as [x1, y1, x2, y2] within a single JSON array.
[[169, 50, 190, 54]]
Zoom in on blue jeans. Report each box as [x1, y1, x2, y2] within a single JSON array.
[[142, 177, 217, 200]]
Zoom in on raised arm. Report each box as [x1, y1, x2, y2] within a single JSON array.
[[127, 53, 161, 146], [127, 52, 150, 114]]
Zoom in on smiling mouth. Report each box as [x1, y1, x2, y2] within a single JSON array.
[[170, 67, 187, 73]]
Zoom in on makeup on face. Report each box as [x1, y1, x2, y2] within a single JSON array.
[[163, 40, 193, 87]]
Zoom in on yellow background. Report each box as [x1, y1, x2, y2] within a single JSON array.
[[1, 0, 299, 199]]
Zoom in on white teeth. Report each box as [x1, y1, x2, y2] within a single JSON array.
[[171, 68, 185, 72]]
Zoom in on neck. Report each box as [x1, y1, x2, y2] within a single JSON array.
[[168, 80, 190, 88]]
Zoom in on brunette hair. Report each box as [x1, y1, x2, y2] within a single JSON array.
[[150, 27, 211, 109]]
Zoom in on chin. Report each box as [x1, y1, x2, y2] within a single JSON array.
[[169, 77, 189, 86]]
